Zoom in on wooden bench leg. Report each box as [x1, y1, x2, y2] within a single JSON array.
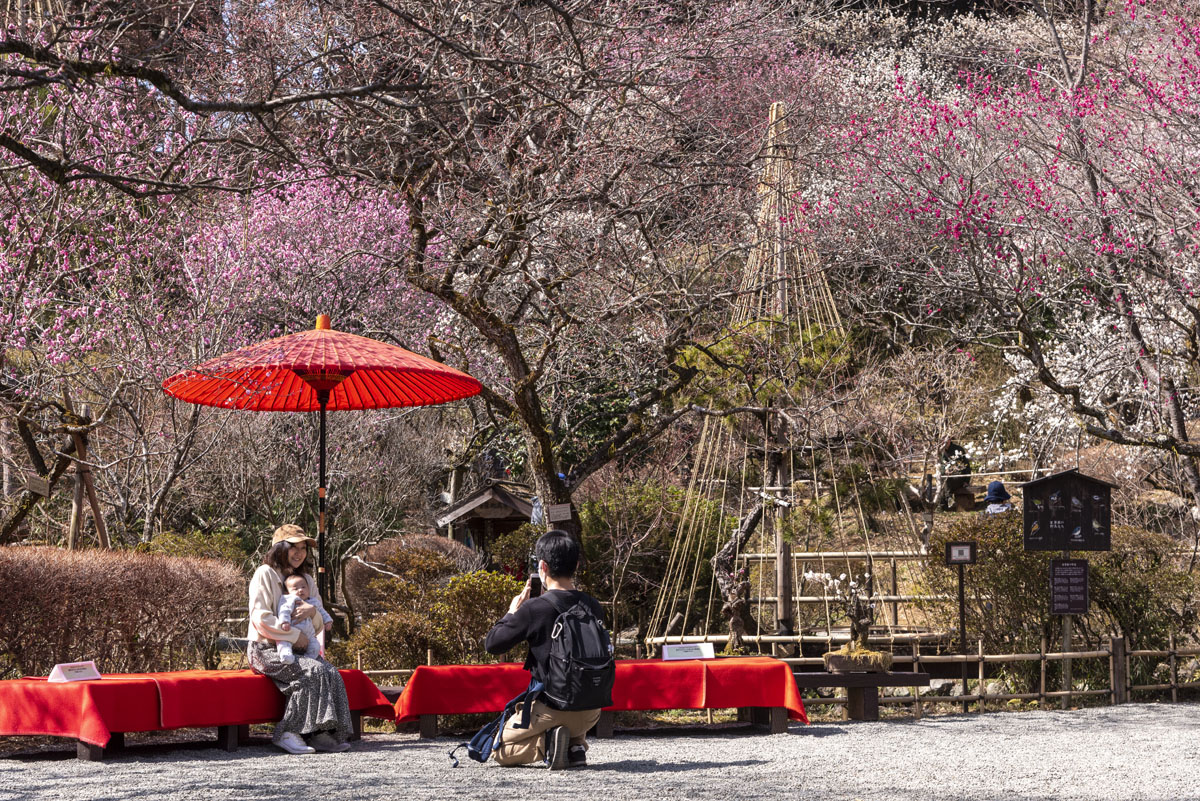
[[418, 714, 439, 739], [237, 724, 252, 746], [768, 706, 787, 734], [590, 709, 614, 739], [77, 741, 105, 761], [846, 687, 880, 721], [349, 710, 363, 742], [217, 725, 239, 752]]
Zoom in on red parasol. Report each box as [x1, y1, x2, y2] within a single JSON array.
[[163, 315, 481, 593]]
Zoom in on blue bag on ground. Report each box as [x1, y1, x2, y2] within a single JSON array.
[[448, 680, 544, 767]]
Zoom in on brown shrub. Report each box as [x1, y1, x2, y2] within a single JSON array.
[[0, 546, 242, 678], [343, 534, 483, 618], [335, 569, 523, 670]]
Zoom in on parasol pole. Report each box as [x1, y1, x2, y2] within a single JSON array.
[[317, 390, 329, 599]]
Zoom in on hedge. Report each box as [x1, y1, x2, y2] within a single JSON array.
[[0, 546, 242, 678]]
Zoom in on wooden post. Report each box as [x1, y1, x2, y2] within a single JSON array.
[[63, 400, 109, 549], [426, 648, 434, 666], [1061, 550, 1072, 710], [911, 641, 923, 720], [1039, 635, 1047, 707], [958, 562, 968, 713], [977, 639, 985, 714], [67, 463, 85, 549], [1169, 633, 1178, 703], [1109, 636, 1127, 704], [890, 558, 899, 627], [0, 415, 12, 498], [775, 541, 794, 653]]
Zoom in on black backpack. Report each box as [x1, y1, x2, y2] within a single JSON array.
[[537, 593, 615, 710]]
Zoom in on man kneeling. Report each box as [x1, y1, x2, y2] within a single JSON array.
[[484, 530, 613, 769]]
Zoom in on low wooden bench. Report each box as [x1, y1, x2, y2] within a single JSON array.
[[792, 671, 931, 720], [392, 657, 807, 739], [0, 669, 395, 761]]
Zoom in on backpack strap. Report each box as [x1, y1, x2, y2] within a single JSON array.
[[515, 677, 544, 730]]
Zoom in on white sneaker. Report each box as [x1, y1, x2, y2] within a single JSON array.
[[275, 732, 315, 754], [309, 731, 350, 753]]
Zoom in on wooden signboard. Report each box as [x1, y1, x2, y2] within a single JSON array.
[[1050, 558, 1089, 615], [24, 473, 50, 497], [546, 503, 573, 523], [1021, 469, 1115, 552]]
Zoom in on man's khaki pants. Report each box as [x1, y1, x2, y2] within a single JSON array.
[[493, 699, 601, 766]]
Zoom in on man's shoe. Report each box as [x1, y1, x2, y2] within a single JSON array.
[[274, 732, 315, 754], [567, 744, 587, 767], [309, 731, 350, 753], [544, 726, 569, 770]]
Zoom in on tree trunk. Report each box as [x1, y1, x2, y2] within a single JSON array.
[[712, 503, 763, 652]]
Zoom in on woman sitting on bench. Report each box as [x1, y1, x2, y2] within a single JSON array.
[[246, 524, 352, 755]]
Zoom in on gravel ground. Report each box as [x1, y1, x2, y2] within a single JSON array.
[[1, 703, 1197, 801]]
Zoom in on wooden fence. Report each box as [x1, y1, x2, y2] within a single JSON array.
[[784, 636, 1200, 718]]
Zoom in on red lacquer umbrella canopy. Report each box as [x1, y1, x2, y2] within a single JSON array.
[[162, 315, 481, 410]]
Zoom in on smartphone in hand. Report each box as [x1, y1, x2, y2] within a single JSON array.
[[528, 553, 542, 597]]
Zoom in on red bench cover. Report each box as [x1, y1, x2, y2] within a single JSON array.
[[394, 656, 807, 724], [0, 669, 394, 747]]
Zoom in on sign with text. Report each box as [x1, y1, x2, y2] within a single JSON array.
[[945, 541, 977, 565], [1050, 559, 1089, 615], [662, 643, 715, 661], [47, 660, 102, 683], [546, 503, 573, 523], [1022, 470, 1114, 552]]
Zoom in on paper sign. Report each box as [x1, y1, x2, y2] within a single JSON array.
[[546, 503, 573, 522], [662, 643, 715, 661], [47, 660, 102, 682]]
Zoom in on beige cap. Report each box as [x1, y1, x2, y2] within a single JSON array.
[[271, 524, 317, 548]]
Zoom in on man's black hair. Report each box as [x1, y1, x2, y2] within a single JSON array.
[[535, 529, 578, 579]]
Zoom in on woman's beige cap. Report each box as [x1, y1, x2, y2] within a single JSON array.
[[271, 524, 317, 547]]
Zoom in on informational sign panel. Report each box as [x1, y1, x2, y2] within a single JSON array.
[[1050, 559, 1089, 615], [662, 643, 715, 660], [1022, 470, 1113, 552], [546, 503, 573, 523], [945, 541, 977, 565]]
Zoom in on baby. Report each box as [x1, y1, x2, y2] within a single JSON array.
[[276, 574, 333, 663]]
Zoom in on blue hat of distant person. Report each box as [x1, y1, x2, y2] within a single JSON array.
[[984, 481, 1011, 504]]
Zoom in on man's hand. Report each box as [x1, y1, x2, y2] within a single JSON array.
[[507, 580, 532, 616]]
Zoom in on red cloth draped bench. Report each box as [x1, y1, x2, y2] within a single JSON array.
[[394, 656, 807, 737], [0, 669, 395, 760]]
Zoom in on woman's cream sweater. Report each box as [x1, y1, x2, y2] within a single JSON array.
[[246, 564, 320, 646]]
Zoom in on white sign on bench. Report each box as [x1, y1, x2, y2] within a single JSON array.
[[47, 660, 102, 682], [662, 643, 715, 661]]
